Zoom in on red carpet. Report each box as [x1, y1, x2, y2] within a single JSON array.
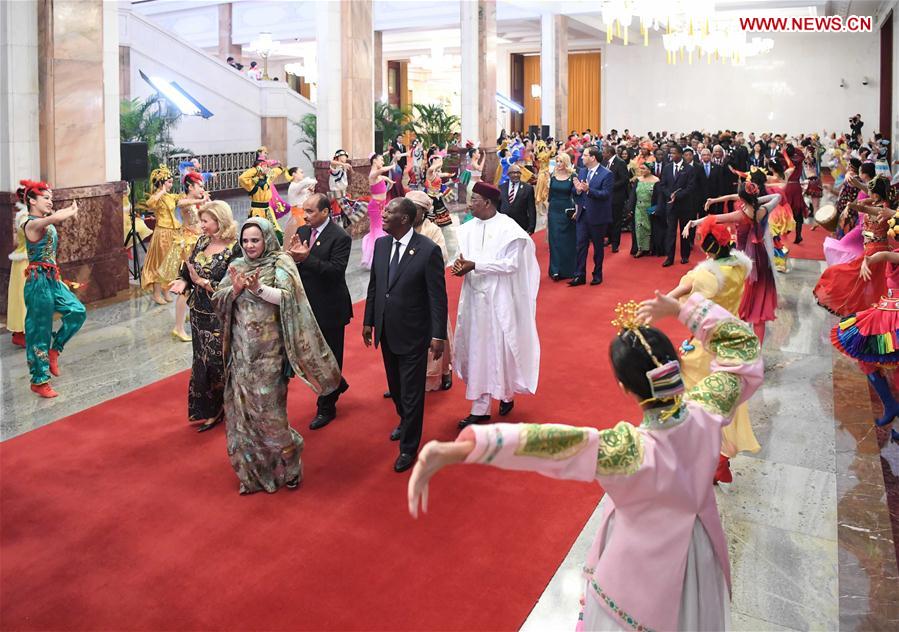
[[789, 225, 827, 261], [0, 231, 687, 631]]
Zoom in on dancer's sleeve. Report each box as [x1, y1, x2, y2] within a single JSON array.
[[462, 421, 645, 481], [681, 293, 763, 416]]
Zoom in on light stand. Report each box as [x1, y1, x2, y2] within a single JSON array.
[[123, 182, 147, 281]]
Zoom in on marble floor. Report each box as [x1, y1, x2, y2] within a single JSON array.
[[522, 258, 899, 631], [2, 211, 898, 629]]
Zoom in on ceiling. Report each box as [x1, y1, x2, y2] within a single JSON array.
[[130, 0, 892, 60]]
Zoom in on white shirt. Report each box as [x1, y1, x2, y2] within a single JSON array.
[[390, 226, 414, 261]]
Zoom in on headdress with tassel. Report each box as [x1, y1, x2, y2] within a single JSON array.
[[612, 301, 685, 421]]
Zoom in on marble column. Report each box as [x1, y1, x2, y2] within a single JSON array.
[[460, 0, 498, 176], [313, 0, 373, 200], [1, 0, 128, 316], [374, 30, 385, 103], [217, 3, 242, 64], [0, 0, 40, 193], [540, 13, 568, 139]]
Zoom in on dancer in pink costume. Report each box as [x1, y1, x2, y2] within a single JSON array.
[[361, 152, 393, 269]]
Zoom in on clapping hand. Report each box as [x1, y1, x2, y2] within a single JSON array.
[[288, 234, 311, 262], [229, 267, 247, 296], [451, 253, 475, 276], [245, 270, 261, 294], [168, 279, 188, 295], [635, 290, 681, 326]]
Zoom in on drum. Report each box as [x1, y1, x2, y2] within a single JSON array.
[[814, 204, 838, 232]]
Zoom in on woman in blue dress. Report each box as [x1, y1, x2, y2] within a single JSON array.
[[546, 152, 577, 280]]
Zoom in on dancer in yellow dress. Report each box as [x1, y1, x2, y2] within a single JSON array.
[[239, 146, 285, 243], [666, 214, 759, 484], [142, 166, 181, 304], [6, 200, 29, 347], [533, 140, 553, 214], [163, 171, 207, 341]]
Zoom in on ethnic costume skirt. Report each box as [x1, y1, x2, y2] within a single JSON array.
[[6, 256, 27, 333], [425, 318, 454, 391], [824, 224, 864, 267], [814, 242, 889, 318], [141, 225, 180, 288], [361, 198, 386, 269], [429, 194, 453, 227], [833, 288, 899, 367], [158, 229, 200, 286], [739, 235, 778, 324]]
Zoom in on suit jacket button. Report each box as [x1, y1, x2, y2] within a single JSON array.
[[385, 293, 390, 298]]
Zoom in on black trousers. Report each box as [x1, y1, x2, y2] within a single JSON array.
[[317, 324, 347, 415], [664, 206, 696, 263], [575, 220, 609, 281], [608, 199, 625, 248], [380, 333, 428, 455]]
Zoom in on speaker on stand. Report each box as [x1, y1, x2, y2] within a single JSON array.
[[121, 142, 149, 282]]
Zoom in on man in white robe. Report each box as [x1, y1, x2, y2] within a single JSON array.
[[453, 181, 540, 428]]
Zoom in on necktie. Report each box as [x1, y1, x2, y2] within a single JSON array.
[[705, 163, 710, 177], [508, 184, 515, 203], [674, 163, 679, 177], [388, 240, 401, 285], [309, 227, 318, 245]]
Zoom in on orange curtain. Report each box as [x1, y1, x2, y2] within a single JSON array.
[[522, 55, 541, 132], [568, 52, 600, 134]]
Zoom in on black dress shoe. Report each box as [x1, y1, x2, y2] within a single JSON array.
[[551, 274, 560, 281], [499, 400, 514, 416], [440, 373, 453, 391], [390, 426, 401, 441], [394, 452, 415, 473], [611, 246, 619, 253], [309, 412, 335, 430], [336, 380, 350, 396], [197, 412, 223, 433], [383, 391, 392, 398], [662, 260, 674, 267], [680, 257, 689, 265], [794, 237, 803, 244], [590, 278, 603, 286], [458, 414, 491, 429], [568, 276, 586, 287]]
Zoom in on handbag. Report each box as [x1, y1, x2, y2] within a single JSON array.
[[646, 204, 657, 216], [565, 207, 576, 220]]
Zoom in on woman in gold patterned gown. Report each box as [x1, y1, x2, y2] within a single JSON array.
[[213, 218, 341, 494]]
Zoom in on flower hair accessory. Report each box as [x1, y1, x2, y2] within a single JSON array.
[[743, 181, 759, 196], [696, 214, 732, 248], [612, 301, 685, 416], [19, 179, 50, 201]]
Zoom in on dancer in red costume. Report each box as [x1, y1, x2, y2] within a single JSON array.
[[832, 204, 899, 442], [814, 176, 894, 317], [701, 171, 782, 344]]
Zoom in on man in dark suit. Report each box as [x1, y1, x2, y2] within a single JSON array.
[[571, 145, 613, 286], [363, 197, 448, 473], [499, 165, 537, 234], [694, 148, 721, 217], [660, 144, 696, 266], [288, 193, 352, 430], [601, 145, 629, 253]]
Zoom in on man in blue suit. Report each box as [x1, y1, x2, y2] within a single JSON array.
[[571, 145, 613, 286]]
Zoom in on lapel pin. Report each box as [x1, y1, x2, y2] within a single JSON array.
[[409, 249, 415, 255], [316, 241, 321, 246]]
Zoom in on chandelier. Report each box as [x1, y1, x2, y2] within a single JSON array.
[[598, 0, 774, 65]]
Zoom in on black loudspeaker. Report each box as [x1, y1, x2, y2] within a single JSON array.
[[374, 130, 384, 154], [541, 125, 550, 139], [528, 125, 539, 139], [120, 142, 149, 181]]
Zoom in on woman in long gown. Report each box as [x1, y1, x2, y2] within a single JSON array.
[[361, 153, 392, 269], [213, 218, 341, 494], [626, 161, 663, 258], [671, 214, 757, 484], [814, 176, 894, 317], [702, 176, 782, 344], [141, 166, 181, 304], [546, 152, 577, 280], [169, 200, 241, 431], [408, 292, 763, 632], [6, 202, 28, 347]]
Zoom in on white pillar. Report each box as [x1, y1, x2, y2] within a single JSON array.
[[315, 0, 343, 161], [540, 13, 568, 139], [460, 0, 497, 144], [0, 0, 40, 191]]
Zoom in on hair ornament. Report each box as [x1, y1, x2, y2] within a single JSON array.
[[150, 165, 172, 185], [743, 181, 760, 196], [696, 214, 732, 248], [612, 300, 685, 420]]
